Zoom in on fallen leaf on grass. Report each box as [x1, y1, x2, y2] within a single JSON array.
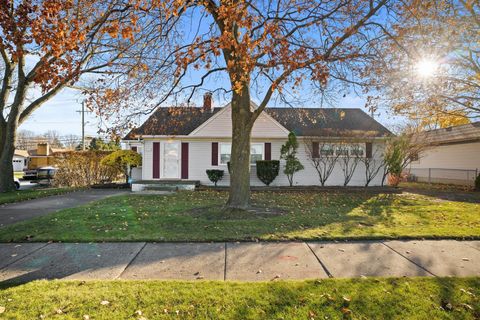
[[460, 303, 473, 311], [460, 288, 475, 296], [341, 307, 352, 315]]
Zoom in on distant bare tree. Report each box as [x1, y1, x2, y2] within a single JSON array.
[[43, 130, 63, 148], [63, 135, 81, 150], [16, 130, 36, 150], [305, 140, 339, 187]]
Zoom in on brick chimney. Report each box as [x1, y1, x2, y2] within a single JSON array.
[[203, 92, 213, 112]]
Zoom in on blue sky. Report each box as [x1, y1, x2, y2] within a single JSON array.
[[19, 88, 101, 137]]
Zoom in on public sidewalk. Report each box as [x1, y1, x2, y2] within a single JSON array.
[[0, 240, 478, 284]]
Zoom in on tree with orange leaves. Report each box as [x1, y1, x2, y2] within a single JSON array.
[[0, 0, 167, 192], [98, 0, 394, 209]]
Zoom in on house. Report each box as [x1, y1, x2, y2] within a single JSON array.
[[122, 94, 392, 190], [27, 143, 67, 169], [23, 143, 69, 180], [407, 122, 480, 186], [13, 150, 29, 172]]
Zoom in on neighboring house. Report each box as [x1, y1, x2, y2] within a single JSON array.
[[408, 122, 480, 185], [13, 150, 29, 172], [23, 143, 69, 179], [27, 143, 67, 169], [123, 95, 392, 190]]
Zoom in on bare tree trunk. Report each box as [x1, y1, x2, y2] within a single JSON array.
[[0, 118, 19, 192], [227, 88, 253, 209]]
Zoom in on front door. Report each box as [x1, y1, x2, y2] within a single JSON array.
[[161, 142, 180, 179]]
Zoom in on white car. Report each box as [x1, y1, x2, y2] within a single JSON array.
[[14, 177, 20, 190]]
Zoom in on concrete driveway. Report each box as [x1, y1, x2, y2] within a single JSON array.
[[0, 189, 127, 227]]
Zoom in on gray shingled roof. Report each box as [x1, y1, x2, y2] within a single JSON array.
[[124, 106, 392, 139], [124, 107, 223, 139], [414, 121, 480, 145], [265, 108, 392, 137]]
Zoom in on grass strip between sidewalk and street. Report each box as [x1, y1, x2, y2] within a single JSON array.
[[0, 278, 478, 319]]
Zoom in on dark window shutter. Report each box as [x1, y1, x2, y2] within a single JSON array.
[[131, 146, 138, 152], [312, 142, 319, 158], [153, 142, 160, 178], [365, 142, 372, 158], [211, 142, 218, 166], [181, 142, 189, 179], [264, 143, 271, 160]]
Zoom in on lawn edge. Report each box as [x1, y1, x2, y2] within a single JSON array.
[[1, 235, 479, 244], [0, 187, 82, 206]]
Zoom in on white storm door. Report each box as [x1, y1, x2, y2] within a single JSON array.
[[161, 142, 180, 179]]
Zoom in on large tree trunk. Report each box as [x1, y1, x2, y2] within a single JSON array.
[[227, 88, 254, 209], [0, 119, 18, 192]]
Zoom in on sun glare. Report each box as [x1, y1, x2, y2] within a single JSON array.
[[415, 58, 439, 78]]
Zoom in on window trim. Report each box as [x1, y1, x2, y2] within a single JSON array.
[[219, 142, 265, 165]]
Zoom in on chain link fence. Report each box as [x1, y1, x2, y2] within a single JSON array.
[[405, 168, 479, 186]]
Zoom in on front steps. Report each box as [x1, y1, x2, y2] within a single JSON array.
[[131, 180, 200, 192]]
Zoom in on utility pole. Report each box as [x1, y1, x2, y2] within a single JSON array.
[[76, 101, 89, 150]]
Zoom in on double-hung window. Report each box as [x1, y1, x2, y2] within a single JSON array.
[[335, 144, 365, 157], [320, 144, 334, 156], [220, 143, 231, 164], [350, 144, 364, 157], [219, 143, 264, 165], [250, 144, 264, 164]]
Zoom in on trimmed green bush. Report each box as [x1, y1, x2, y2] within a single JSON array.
[[206, 169, 224, 186], [256, 160, 280, 186], [475, 173, 480, 191]]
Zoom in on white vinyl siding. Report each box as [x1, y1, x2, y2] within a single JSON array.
[[191, 106, 289, 138], [409, 141, 480, 170], [138, 139, 385, 186]]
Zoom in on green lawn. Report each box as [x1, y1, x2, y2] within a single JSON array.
[[0, 187, 77, 206], [1, 190, 478, 242], [0, 278, 478, 319]]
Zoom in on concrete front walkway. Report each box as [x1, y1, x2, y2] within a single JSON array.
[[0, 189, 126, 227], [0, 240, 478, 283]]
